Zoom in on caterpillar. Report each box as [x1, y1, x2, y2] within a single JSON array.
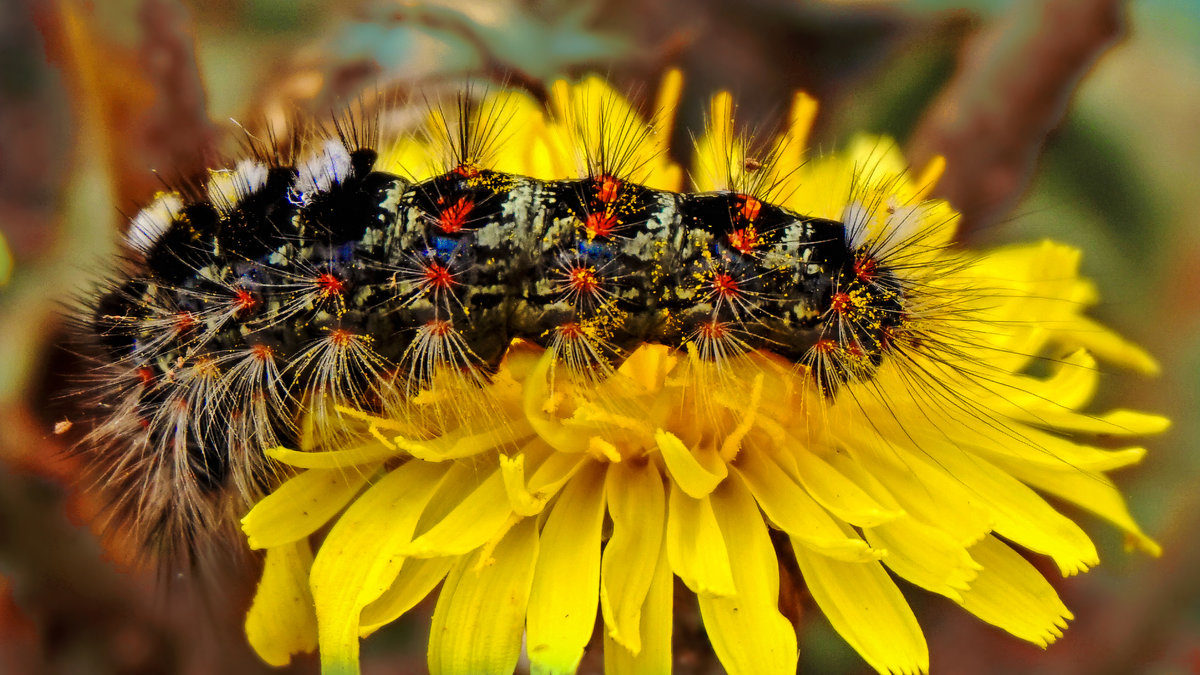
[[74, 80, 939, 563]]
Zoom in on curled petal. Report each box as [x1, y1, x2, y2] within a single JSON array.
[[359, 556, 454, 637], [527, 464, 608, 674], [698, 475, 798, 675], [666, 482, 736, 597], [602, 527, 672, 674], [601, 461, 666, 653], [245, 540, 318, 667], [657, 429, 727, 498]]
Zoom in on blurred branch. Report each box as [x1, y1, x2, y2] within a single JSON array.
[[907, 0, 1127, 237], [38, 0, 219, 213]]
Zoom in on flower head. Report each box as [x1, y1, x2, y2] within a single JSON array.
[[240, 74, 1166, 675]]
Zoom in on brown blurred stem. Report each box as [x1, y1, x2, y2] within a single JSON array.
[[37, 0, 219, 214], [907, 0, 1127, 237]]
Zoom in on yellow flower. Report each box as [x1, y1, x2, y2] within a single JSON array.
[[240, 74, 1167, 675]]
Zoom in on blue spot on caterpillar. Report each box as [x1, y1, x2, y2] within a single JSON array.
[[72, 87, 917, 563]]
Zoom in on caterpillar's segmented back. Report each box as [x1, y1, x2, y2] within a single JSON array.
[[76, 87, 924, 560]]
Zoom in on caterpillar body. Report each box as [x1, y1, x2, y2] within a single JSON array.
[[77, 91, 918, 560]]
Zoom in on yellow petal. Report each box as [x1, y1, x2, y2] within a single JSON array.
[[856, 418, 1098, 573], [527, 465, 608, 674], [359, 556, 454, 637], [864, 517, 980, 602], [645, 70, 684, 191], [267, 441, 400, 469], [716, 373, 764, 462], [982, 349, 1098, 413], [666, 481, 736, 597], [991, 457, 1161, 556], [691, 91, 739, 192], [600, 462, 666, 653], [428, 518, 540, 675], [396, 419, 535, 461], [484, 94, 550, 176], [311, 460, 450, 675], [792, 525, 929, 675], [524, 349, 592, 454], [785, 443, 904, 527], [848, 439, 992, 548], [242, 464, 379, 549], [698, 476, 798, 675], [1023, 410, 1170, 437], [822, 448, 904, 512], [501, 448, 588, 516], [964, 242, 1091, 369], [941, 404, 1148, 473], [924, 446, 1099, 575], [656, 429, 727, 498], [245, 540, 317, 667], [736, 448, 881, 562], [1090, 410, 1170, 435], [958, 535, 1072, 647], [771, 91, 818, 191], [1057, 317, 1160, 375], [617, 343, 677, 391], [404, 465, 513, 557], [603, 527, 672, 675], [559, 74, 677, 189], [913, 155, 945, 200]]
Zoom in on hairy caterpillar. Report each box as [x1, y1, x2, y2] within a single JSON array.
[[75, 79, 954, 563]]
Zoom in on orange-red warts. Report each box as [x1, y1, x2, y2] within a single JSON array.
[[191, 356, 220, 376], [567, 266, 600, 296], [451, 163, 479, 178], [854, 255, 877, 282], [696, 319, 730, 340], [736, 194, 761, 222], [728, 226, 760, 254], [328, 329, 356, 347], [596, 174, 622, 203], [424, 319, 454, 337], [557, 322, 586, 339], [711, 272, 740, 299], [585, 211, 619, 238], [814, 338, 838, 355], [233, 289, 257, 314], [249, 344, 274, 361], [438, 196, 474, 233], [173, 311, 198, 332], [315, 273, 345, 297], [422, 261, 455, 290], [830, 292, 851, 315]]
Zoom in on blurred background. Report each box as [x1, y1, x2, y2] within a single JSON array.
[[0, 0, 1197, 672]]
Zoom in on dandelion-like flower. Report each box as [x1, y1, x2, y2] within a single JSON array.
[[240, 75, 1166, 674]]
